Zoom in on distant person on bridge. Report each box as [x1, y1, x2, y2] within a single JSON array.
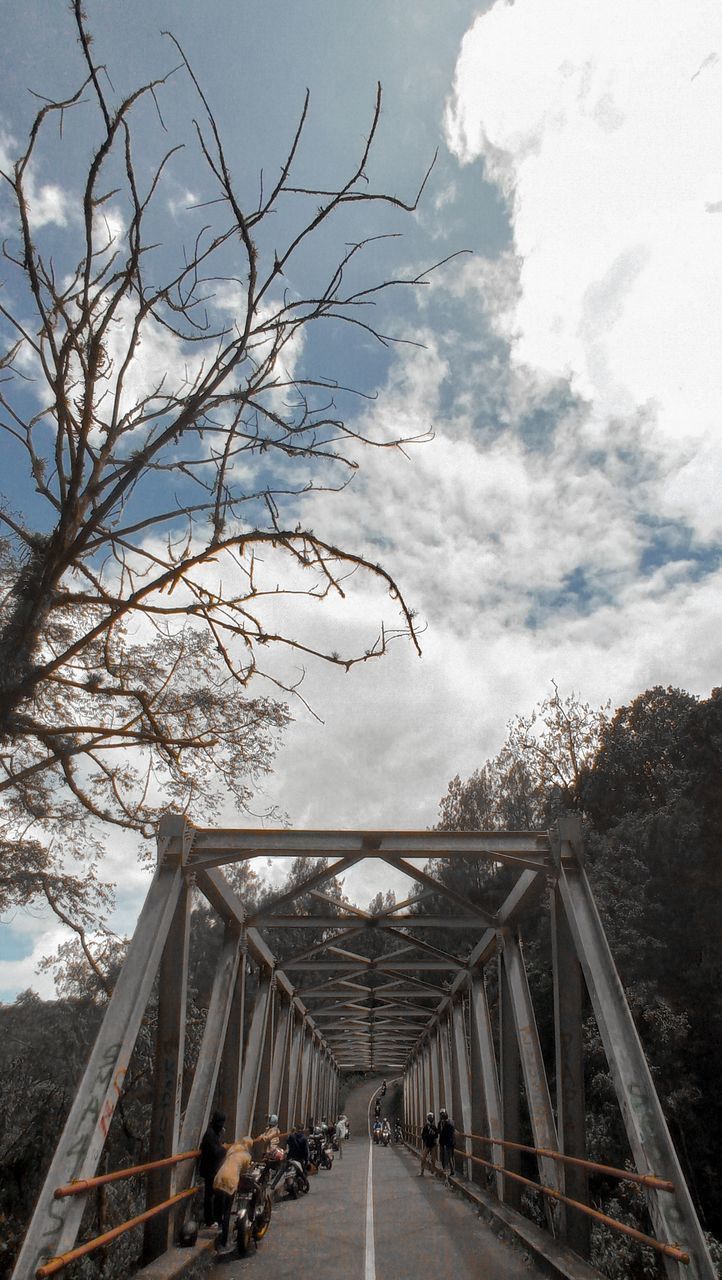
[[335, 1113, 348, 1158], [438, 1108, 456, 1179], [198, 1110, 226, 1228], [381, 1079, 387, 1096], [419, 1112, 439, 1176]]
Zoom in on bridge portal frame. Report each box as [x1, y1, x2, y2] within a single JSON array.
[[11, 815, 716, 1280]]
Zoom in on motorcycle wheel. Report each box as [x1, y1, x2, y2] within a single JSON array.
[[286, 1179, 298, 1200], [236, 1213, 253, 1257], [254, 1190, 273, 1241], [299, 1176, 310, 1194]]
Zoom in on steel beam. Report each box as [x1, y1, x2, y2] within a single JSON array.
[[552, 877, 590, 1256], [177, 924, 241, 1186], [143, 878, 191, 1261], [11, 865, 183, 1280], [559, 860, 716, 1280], [469, 972, 503, 1195], [237, 972, 273, 1136]]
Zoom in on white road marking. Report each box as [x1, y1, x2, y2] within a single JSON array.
[[364, 1076, 401, 1280], [364, 1130, 376, 1280]]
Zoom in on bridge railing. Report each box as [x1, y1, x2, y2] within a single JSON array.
[[35, 1128, 306, 1279], [402, 1122, 691, 1266]]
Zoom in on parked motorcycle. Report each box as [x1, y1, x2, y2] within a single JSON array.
[[230, 1156, 274, 1256], [309, 1129, 334, 1169], [271, 1153, 310, 1200]]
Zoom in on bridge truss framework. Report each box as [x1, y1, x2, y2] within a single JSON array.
[[12, 816, 715, 1280]]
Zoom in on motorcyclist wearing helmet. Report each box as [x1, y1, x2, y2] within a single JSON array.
[[438, 1107, 456, 1178], [253, 1113, 281, 1162], [419, 1111, 439, 1176]]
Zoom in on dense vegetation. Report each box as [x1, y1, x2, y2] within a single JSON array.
[[433, 684, 722, 1277]]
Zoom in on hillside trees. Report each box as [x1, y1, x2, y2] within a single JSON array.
[[0, 2, 454, 935], [434, 683, 722, 1265]]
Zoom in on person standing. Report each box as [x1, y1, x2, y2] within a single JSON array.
[[438, 1108, 456, 1179], [335, 1113, 348, 1158], [419, 1112, 439, 1176], [198, 1110, 226, 1228]]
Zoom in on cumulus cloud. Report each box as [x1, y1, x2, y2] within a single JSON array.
[[444, 0, 722, 540]]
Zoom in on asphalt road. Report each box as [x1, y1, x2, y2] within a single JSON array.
[[209, 1077, 542, 1280]]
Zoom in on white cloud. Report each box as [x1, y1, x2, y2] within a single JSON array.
[[444, 0, 722, 540]]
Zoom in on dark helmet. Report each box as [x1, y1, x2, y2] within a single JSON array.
[[210, 1110, 225, 1133], [427, 1111, 434, 1121]]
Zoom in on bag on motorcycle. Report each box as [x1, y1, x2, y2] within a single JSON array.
[[307, 1161, 319, 1176]]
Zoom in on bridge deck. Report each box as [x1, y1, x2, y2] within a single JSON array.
[[211, 1079, 543, 1280]]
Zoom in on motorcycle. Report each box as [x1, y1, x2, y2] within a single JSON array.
[[394, 1122, 403, 1143], [271, 1153, 310, 1200], [372, 1122, 382, 1145], [380, 1125, 391, 1147], [308, 1130, 334, 1170], [229, 1156, 274, 1256]]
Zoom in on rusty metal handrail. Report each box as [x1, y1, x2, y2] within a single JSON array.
[[452, 1146, 689, 1266], [455, 1129, 674, 1193], [36, 1187, 198, 1278], [53, 1126, 294, 1199], [402, 1127, 689, 1266], [54, 1148, 202, 1198]]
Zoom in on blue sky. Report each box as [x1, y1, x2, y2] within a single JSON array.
[[2, 0, 722, 999]]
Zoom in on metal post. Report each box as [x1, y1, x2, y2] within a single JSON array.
[[501, 929, 561, 1201], [11, 864, 184, 1280], [552, 869, 590, 1256], [176, 924, 242, 1190], [251, 979, 276, 1136], [299, 1024, 312, 1128], [469, 971, 503, 1194], [450, 997, 473, 1179], [559, 856, 716, 1280], [430, 1028, 441, 1117], [268, 993, 292, 1120], [236, 971, 272, 1136], [143, 878, 191, 1261], [439, 1015, 453, 1112], [284, 1011, 303, 1129], [499, 942, 522, 1210], [218, 932, 247, 1137]]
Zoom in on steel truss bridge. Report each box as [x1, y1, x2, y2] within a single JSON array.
[[11, 816, 715, 1280]]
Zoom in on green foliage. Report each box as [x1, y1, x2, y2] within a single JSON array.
[[435, 682, 722, 1274]]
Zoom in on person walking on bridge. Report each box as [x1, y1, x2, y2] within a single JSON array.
[[419, 1112, 439, 1176], [335, 1112, 348, 1158], [438, 1108, 455, 1180]]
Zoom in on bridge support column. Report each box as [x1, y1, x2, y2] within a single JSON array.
[[218, 932, 247, 1138], [269, 992, 292, 1121], [501, 929, 561, 1225], [439, 1016, 453, 1113], [499, 940, 523, 1211], [177, 923, 242, 1188], [143, 876, 191, 1261], [450, 996, 473, 1180], [430, 1028, 441, 1117], [470, 972, 502, 1195], [552, 853, 590, 1257], [11, 860, 184, 1280], [284, 1011, 303, 1129], [252, 978, 277, 1135], [559, 844, 716, 1280], [237, 970, 272, 1136]]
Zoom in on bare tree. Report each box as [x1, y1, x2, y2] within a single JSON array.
[[0, 3, 458, 918]]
